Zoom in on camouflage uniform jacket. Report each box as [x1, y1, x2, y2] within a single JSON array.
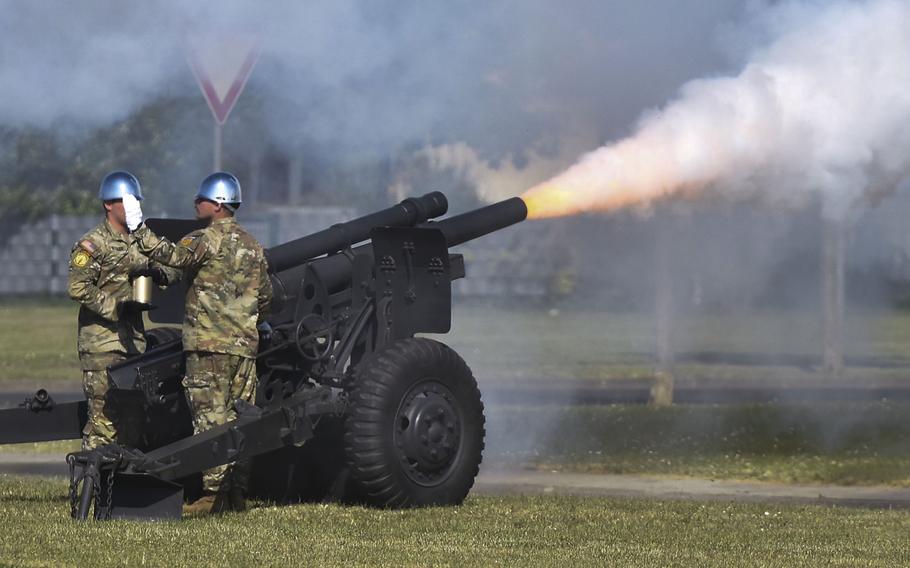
[[132, 217, 272, 358], [67, 219, 181, 370]]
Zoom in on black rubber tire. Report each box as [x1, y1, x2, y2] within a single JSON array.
[[344, 338, 485, 508], [144, 327, 182, 349]]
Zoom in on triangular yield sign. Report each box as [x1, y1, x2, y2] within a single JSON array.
[[186, 36, 260, 124]]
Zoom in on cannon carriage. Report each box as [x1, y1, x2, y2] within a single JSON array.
[[0, 192, 527, 520]]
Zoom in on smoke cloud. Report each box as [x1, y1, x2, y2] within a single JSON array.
[[414, 130, 599, 203], [524, 0, 910, 220], [2, 0, 906, 483], [0, 1, 744, 188]]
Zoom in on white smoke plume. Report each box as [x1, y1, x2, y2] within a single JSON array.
[[0, 1, 744, 187], [524, 0, 910, 220], [415, 129, 598, 203]]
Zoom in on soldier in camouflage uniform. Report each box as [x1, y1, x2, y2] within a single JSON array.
[[68, 171, 179, 450], [128, 172, 272, 514]]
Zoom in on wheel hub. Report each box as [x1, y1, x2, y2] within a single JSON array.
[[394, 380, 461, 486]]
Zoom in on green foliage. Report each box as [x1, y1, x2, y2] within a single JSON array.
[[0, 89, 493, 234], [0, 130, 95, 233], [0, 182, 96, 221], [69, 96, 214, 217], [0, 96, 212, 232]]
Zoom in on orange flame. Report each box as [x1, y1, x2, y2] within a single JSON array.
[[521, 186, 577, 219], [521, 183, 659, 219], [523, 181, 712, 219]]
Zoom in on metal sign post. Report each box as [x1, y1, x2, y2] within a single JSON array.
[[186, 37, 260, 171], [214, 122, 223, 171]]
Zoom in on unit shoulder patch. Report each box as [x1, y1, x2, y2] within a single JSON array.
[[72, 250, 91, 268], [180, 236, 197, 247]]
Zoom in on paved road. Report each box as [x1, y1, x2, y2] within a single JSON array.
[[474, 469, 910, 509], [2, 453, 908, 509], [5, 376, 910, 410], [0, 453, 70, 477]]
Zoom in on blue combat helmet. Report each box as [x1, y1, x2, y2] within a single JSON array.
[[99, 171, 142, 201], [197, 172, 242, 209]]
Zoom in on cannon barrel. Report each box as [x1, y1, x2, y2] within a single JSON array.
[[265, 192, 448, 273], [427, 196, 527, 248], [270, 197, 527, 310]]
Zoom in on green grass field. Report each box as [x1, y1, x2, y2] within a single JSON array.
[[0, 476, 906, 567], [2, 300, 909, 565], [0, 299, 79, 382], [0, 440, 79, 454], [2, 299, 910, 486], [6, 298, 910, 384], [442, 303, 910, 382], [485, 402, 910, 486]]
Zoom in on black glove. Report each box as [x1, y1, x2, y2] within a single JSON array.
[[257, 321, 272, 343], [119, 300, 155, 315], [130, 267, 168, 286]]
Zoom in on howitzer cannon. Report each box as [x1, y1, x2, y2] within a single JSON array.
[[0, 192, 527, 520]]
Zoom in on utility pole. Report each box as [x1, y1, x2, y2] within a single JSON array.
[[652, 208, 675, 406], [821, 216, 846, 379]]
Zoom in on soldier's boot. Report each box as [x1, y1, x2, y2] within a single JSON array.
[[183, 494, 214, 516], [229, 487, 247, 512], [183, 493, 231, 516]]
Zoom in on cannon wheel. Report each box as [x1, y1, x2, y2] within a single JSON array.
[[344, 338, 484, 508]]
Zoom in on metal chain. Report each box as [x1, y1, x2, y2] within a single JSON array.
[[67, 456, 79, 519], [101, 465, 116, 520], [65, 450, 122, 521], [90, 467, 102, 520]]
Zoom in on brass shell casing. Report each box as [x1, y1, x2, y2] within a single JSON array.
[[132, 275, 153, 304]]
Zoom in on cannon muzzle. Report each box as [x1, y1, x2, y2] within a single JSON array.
[[429, 197, 528, 247], [265, 191, 448, 273]]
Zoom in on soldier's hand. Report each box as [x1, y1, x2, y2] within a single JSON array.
[[257, 321, 272, 343], [149, 267, 168, 286], [131, 267, 168, 286], [123, 193, 143, 231], [119, 300, 154, 314]]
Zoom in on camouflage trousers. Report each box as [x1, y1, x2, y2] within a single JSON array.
[[80, 353, 125, 451], [183, 351, 257, 494]]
